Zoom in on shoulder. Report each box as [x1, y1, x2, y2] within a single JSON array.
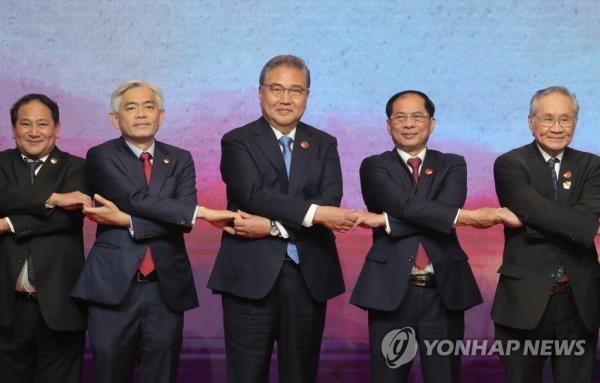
[[298, 121, 337, 143], [222, 118, 264, 142], [86, 138, 122, 157], [427, 149, 465, 165]]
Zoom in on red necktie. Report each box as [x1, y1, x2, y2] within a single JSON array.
[[407, 157, 430, 269], [138, 152, 155, 276]]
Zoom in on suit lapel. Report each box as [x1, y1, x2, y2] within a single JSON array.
[[34, 146, 63, 185], [252, 118, 288, 180], [528, 143, 555, 200], [149, 142, 170, 195], [8, 149, 30, 186], [383, 150, 413, 193], [288, 124, 314, 196], [116, 138, 148, 190], [416, 150, 435, 198], [557, 148, 574, 204]]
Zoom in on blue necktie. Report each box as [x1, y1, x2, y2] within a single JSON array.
[[25, 158, 42, 282], [278, 136, 299, 264], [547, 158, 567, 281]]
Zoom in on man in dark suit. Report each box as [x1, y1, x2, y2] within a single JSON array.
[[350, 90, 512, 383], [492, 86, 600, 383], [208, 55, 357, 383], [71, 80, 237, 383], [0, 94, 91, 383]]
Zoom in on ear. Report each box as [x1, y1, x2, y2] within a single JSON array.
[[110, 112, 120, 130], [158, 109, 165, 127], [429, 116, 436, 133], [55, 122, 62, 138], [528, 116, 535, 136]]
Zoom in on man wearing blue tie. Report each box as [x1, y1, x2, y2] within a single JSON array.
[[208, 55, 357, 383]]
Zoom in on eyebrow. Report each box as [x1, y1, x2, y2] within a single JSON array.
[[124, 100, 157, 107]]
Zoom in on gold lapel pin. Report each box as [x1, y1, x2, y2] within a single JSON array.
[[563, 181, 571, 190], [300, 141, 309, 149], [163, 158, 171, 164], [563, 170, 572, 179], [424, 168, 433, 175], [50, 158, 58, 165]]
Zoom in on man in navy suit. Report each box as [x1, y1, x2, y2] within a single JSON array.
[[208, 55, 357, 383], [72, 80, 237, 383], [351, 90, 516, 383]]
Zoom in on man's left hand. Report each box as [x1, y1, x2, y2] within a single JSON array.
[[0, 218, 10, 234], [83, 194, 130, 227], [233, 210, 271, 238]]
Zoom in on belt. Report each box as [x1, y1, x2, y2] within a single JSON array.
[[135, 271, 158, 284], [409, 273, 436, 288], [15, 291, 38, 302], [551, 281, 571, 294]]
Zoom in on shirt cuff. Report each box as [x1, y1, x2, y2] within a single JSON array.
[[452, 209, 460, 227], [191, 206, 199, 225], [128, 217, 135, 237], [302, 204, 318, 227], [275, 221, 289, 238], [5, 217, 15, 233], [383, 213, 391, 235]]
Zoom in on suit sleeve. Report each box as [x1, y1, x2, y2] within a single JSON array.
[[494, 153, 600, 248], [87, 147, 197, 231], [360, 155, 465, 235], [5, 157, 87, 238], [220, 132, 315, 225]]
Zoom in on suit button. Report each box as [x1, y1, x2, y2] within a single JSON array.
[[550, 273, 555, 279], [408, 257, 414, 263]]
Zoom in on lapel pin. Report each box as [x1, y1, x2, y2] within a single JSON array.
[[562, 170, 572, 179], [563, 181, 571, 190], [50, 157, 58, 165], [300, 141, 309, 149], [424, 168, 433, 175], [163, 158, 171, 164]]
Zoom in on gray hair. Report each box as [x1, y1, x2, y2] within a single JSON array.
[[111, 79, 164, 113], [529, 85, 579, 119], [259, 55, 311, 89]]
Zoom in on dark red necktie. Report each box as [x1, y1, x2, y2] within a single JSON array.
[[138, 152, 155, 276], [407, 157, 430, 269]]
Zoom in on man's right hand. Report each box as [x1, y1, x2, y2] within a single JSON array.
[[456, 208, 502, 228], [0, 218, 10, 234], [313, 206, 357, 232], [47, 191, 92, 210]]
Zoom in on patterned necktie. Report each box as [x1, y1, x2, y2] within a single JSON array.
[[278, 136, 299, 264], [25, 158, 42, 282], [138, 152, 155, 275], [407, 157, 430, 270], [547, 158, 560, 200]]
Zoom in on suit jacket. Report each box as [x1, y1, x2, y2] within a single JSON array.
[[207, 117, 345, 302], [0, 147, 87, 331], [72, 138, 199, 313], [492, 142, 600, 331], [350, 149, 482, 312]]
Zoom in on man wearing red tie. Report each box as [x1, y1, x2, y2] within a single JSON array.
[[351, 90, 512, 383], [72, 80, 237, 383]]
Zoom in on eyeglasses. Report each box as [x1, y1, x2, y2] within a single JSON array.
[[534, 114, 575, 128], [261, 83, 308, 99], [389, 113, 430, 124]]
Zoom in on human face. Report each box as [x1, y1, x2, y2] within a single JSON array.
[[12, 100, 61, 159], [259, 65, 309, 134], [387, 93, 435, 156], [528, 93, 576, 157], [110, 86, 164, 149]]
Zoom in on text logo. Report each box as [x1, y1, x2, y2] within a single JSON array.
[[381, 327, 418, 368]]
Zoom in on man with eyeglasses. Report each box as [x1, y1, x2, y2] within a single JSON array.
[[350, 90, 519, 383], [492, 86, 600, 382], [208, 54, 356, 383]]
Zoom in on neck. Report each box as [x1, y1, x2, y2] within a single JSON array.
[[124, 137, 153, 151]]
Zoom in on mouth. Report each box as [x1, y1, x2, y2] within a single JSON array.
[[401, 133, 418, 139]]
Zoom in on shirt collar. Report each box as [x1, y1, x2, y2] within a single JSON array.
[[20, 153, 50, 163], [536, 144, 564, 163], [124, 139, 155, 159], [396, 147, 427, 165], [271, 126, 297, 142]]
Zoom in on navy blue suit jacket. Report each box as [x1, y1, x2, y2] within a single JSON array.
[[72, 138, 199, 312], [350, 149, 482, 312], [207, 117, 345, 302]]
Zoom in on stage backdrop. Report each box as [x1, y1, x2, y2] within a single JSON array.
[[1, 1, 599, 381]]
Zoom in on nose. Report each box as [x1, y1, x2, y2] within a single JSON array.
[[28, 125, 41, 136], [279, 90, 292, 103], [135, 107, 147, 118]]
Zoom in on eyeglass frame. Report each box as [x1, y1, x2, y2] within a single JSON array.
[[260, 83, 309, 99], [388, 113, 431, 124], [533, 114, 576, 128]]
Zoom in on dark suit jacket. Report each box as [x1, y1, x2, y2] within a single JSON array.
[[72, 138, 199, 313], [207, 117, 345, 302], [350, 149, 482, 312], [492, 142, 600, 331], [0, 147, 87, 331]]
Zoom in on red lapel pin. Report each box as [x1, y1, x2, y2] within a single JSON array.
[[424, 168, 433, 175], [300, 141, 309, 149], [563, 170, 572, 179]]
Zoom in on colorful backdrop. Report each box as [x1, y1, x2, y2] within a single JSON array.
[[1, 1, 599, 381]]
